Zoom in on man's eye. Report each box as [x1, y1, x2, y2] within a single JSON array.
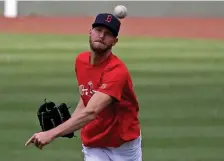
[[105, 32, 113, 36]]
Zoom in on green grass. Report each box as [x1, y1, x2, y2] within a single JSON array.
[[0, 33, 224, 161]]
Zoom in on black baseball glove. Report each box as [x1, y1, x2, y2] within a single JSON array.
[[37, 99, 75, 138]]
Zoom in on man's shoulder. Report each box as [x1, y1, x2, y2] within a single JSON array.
[[76, 51, 90, 60], [75, 51, 90, 64], [109, 54, 129, 72]]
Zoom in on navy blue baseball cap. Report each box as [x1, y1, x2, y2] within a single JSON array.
[[92, 13, 121, 37]]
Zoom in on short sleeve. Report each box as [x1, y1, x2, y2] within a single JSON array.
[[98, 65, 127, 101], [74, 56, 78, 73], [74, 54, 81, 75], [74, 55, 80, 82]]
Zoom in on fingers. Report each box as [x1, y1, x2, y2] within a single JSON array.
[[25, 135, 35, 146], [34, 139, 43, 150], [39, 143, 44, 150], [34, 138, 39, 147], [25, 134, 44, 150]]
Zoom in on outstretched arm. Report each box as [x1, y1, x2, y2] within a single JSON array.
[[71, 97, 85, 117], [25, 92, 112, 149], [49, 92, 112, 138]]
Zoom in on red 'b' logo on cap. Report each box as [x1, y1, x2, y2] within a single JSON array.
[[105, 15, 112, 23]]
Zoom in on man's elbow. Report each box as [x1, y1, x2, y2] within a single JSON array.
[[84, 108, 98, 121]]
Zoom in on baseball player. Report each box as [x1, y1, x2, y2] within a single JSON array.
[[25, 13, 142, 161]]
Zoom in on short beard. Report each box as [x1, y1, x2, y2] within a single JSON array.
[[89, 37, 112, 55]]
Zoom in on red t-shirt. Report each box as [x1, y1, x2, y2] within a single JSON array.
[[74, 51, 140, 148]]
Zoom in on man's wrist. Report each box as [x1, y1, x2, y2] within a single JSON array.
[[48, 128, 60, 138]]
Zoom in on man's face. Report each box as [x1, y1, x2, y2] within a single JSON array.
[[89, 26, 118, 55]]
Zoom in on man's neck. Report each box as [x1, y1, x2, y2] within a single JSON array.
[[90, 50, 111, 65]]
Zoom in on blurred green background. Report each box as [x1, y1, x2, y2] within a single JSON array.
[[0, 34, 224, 161]]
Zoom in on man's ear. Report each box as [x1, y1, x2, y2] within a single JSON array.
[[89, 28, 92, 36], [112, 38, 118, 46]]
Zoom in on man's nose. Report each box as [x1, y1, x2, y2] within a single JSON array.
[[99, 32, 105, 39]]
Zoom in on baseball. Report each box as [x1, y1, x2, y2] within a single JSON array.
[[113, 5, 127, 19]]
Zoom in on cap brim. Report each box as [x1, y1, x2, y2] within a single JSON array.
[[92, 23, 118, 37]]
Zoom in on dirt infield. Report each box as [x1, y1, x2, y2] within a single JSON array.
[[0, 16, 224, 39]]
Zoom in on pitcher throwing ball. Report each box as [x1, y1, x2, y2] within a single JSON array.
[[25, 12, 142, 161]]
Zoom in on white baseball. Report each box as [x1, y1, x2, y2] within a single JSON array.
[[113, 5, 127, 19]]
